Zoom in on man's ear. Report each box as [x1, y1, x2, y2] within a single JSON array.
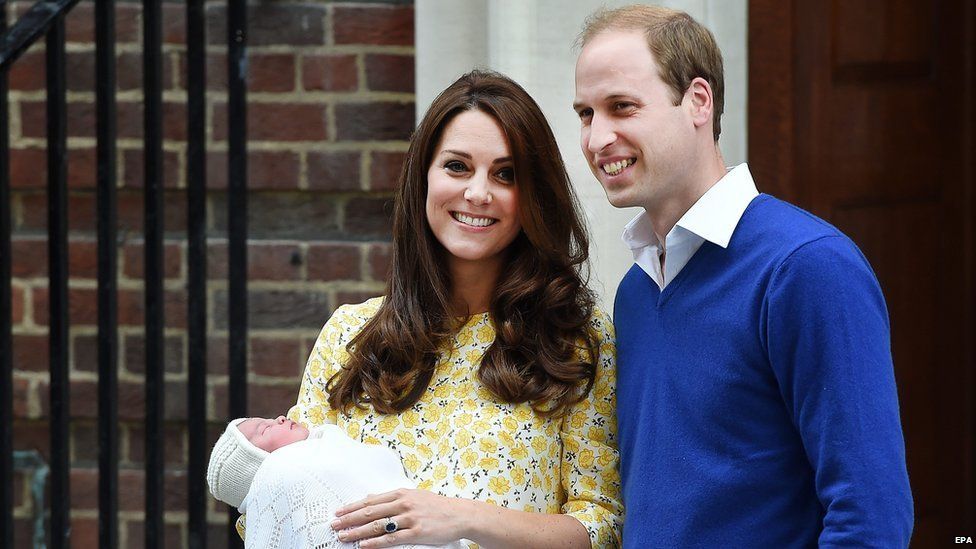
[[685, 77, 713, 129]]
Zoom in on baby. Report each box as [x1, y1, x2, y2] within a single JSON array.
[[207, 416, 461, 549]]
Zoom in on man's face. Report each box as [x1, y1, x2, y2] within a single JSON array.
[[574, 30, 696, 211], [238, 416, 309, 453]]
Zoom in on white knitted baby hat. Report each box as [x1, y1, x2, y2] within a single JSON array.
[[206, 418, 270, 508]]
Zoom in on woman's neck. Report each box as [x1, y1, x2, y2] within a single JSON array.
[[448, 256, 503, 315]]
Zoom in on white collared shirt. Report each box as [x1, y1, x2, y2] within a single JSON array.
[[621, 163, 759, 291]]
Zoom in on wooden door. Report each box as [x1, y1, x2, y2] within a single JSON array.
[[749, 0, 975, 545]]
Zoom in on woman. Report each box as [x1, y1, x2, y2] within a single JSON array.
[[288, 71, 621, 548]]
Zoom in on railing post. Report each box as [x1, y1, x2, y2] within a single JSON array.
[[0, 2, 14, 548], [227, 0, 248, 545], [186, 0, 208, 546], [45, 13, 70, 549], [142, 0, 165, 546], [95, 0, 119, 547]]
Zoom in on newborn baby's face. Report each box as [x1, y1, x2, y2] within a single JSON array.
[[238, 416, 309, 452]]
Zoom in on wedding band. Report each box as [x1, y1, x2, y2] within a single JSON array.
[[384, 517, 399, 533]]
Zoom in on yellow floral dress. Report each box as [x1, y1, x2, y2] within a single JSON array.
[[286, 297, 622, 548]]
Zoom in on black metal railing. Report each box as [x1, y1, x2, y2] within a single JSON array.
[[0, 0, 250, 546]]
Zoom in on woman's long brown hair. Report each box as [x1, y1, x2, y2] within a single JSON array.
[[327, 70, 599, 418]]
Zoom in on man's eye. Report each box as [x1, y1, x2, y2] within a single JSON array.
[[577, 108, 593, 120], [613, 102, 636, 112], [445, 160, 467, 173]]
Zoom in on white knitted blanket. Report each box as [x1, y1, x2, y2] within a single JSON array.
[[240, 425, 463, 549]]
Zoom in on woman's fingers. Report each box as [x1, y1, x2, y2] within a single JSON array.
[[336, 515, 411, 543], [331, 501, 403, 530], [335, 489, 405, 517]]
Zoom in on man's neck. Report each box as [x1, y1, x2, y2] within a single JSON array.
[[648, 147, 727, 242]]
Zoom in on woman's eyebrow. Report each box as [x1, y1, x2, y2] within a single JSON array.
[[442, 149, 471, 159]]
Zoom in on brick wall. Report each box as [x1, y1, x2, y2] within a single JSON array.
[[6, 1, 414, 546]]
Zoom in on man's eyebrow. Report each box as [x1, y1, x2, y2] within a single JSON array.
[[573, 93, 637, 111]]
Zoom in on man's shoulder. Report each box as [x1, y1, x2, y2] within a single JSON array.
[[742, 195, 858, 259]]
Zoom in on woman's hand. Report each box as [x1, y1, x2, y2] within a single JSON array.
[[331, 488, 469, 548]]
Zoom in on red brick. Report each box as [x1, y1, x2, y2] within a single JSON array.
[[177, 53, 227, 91], [13, 421, 50, 465], [365, 54, 414, 93], [207, 336, 229, 377], [250, 54, 296, 92], [212, 289, 331, 330], [117, 51, 177, 92], [207, 4, 326, 46], [13, 518, 33, 549], [40, 378, 187, 420], [69, 517, 98, 547], [251, 338, 303, 378], [20, 101, 187, 141], [7, 50, 45, 91], [307, 243, 361, 281], [206, 150, 301, 190], [11, 237, 46, 277], [302, 54, 358, 92], [122, 334, 185, 375], [32, 287, 187, 328], [65, 3, 141, 44], [9, 147, 98, 188], [369, 151, 405, 191], [71, 334, 97, 374], [71, 421, 98, 463], [335, 102, 414, 141], [12, 286, 24, 325], [213, 102, 327, 142], [13, 379, 30, 418], [368, 242, 393, 281], [70, 468, 147, 512], [210, 191, 340, 239], [307, 151, 361, 191], [13, 473, 24, 510], [252, 383, 302, 418], [336, 290, 383, 308], [206, 241, 303, 281], [333, 5, 413, 46], [162, 3, 187, 44], [21, 190, 188, 235], [68, 239, 99, 278], [14, 334, 48, 372], [126, 423, 186, 466], [122, 148, 181, 189], [344, 197, 394, 238], [124, 514, 187, 549], [122, 240, 183, 280]]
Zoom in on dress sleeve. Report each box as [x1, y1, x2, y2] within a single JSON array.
[[559, 308, 624, 548], [765, 236, 913, 546], [286, 306, 350, 427]]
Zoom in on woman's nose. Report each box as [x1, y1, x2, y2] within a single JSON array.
[[463, 175, 492, 205]]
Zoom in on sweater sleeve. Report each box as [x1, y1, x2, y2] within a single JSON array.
[[764, 236, 913, 547], [559, 308, 624, 548]]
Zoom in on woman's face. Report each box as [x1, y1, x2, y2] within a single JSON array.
[[426, 109, 522, 273]]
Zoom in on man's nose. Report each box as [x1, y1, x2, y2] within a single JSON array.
[[586, 114, 616, 153]]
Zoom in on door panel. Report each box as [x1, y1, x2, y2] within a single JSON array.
[[749, 0, 974, 544]]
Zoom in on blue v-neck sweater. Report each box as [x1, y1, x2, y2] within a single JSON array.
[[614, 195, 913, 548]]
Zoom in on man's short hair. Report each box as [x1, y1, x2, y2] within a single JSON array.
[[578, 5, 725, 141]]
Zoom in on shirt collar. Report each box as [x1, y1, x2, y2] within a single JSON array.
[[621, 163, 759, 250]]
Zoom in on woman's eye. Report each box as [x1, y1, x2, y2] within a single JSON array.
[[496, 167, 515, 182], [444, 160, 467, 173]]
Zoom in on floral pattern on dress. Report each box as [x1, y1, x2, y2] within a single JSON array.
[[287, 297, 623, 548]]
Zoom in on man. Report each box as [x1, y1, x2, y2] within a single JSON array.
[[573, 5, 913, 547]]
